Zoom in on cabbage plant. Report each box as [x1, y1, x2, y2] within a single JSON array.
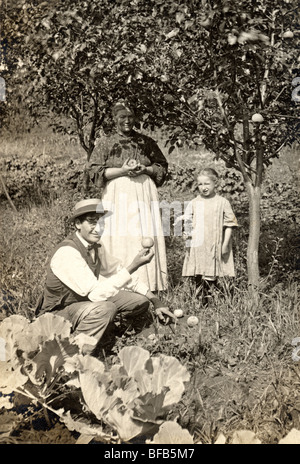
[[0, 313, 190, 443]]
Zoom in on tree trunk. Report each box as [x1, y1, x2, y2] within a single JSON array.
[[81, 149, 93, 195], [245, 181, 261, 289], [82, 168, 90, 194]]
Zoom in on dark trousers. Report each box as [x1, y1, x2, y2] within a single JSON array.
[[55, 290, 149, 354]]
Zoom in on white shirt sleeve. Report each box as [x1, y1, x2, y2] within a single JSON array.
[[98, 246, 149, 296], [124, 275, 149, 296], [50, 246, 133, 302]]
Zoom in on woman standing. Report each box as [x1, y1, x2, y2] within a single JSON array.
[[89, 100, 168, 292]]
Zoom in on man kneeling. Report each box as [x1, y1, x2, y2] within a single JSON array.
[[36, 198, 174, 355]]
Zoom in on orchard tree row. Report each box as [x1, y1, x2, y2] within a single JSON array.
[[1, 0, 299, 287]]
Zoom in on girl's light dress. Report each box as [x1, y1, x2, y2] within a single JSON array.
[[182, 194, 238, 279], [89, 130, 168, 291]]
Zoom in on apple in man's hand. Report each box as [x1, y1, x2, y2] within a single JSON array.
[[141, 237, 154, 249]]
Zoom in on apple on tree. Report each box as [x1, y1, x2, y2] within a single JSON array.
[[282, 30, 294, 39], [251, 113, 264, 123]]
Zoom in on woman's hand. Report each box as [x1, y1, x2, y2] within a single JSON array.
[[105, 159, 150, 181], [132, 164, 147, 175], [123, 160, 153, 177], [122, 158, 137, 176]]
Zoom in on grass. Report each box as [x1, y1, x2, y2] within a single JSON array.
[[0, 124, 299, 443]]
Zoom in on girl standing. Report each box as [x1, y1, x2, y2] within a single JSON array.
[[177, 168, 238, 303]]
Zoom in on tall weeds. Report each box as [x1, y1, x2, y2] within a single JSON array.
[[0, 131, 299, 443]]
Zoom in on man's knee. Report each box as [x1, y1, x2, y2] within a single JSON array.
[[124, 293, 150, 314], [135, 295, 150, 312], [88, 301, 118, 322], [107, 290, 150, 315]]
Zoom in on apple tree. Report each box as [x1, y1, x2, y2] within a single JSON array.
[[0, 0, 165, 188], [2, 0, 299, 287], [124, 0, 299, 287]]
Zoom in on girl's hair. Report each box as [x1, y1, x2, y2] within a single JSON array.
[[196, 167, 219, 181]]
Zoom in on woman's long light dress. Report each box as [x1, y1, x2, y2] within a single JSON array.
[[89, 130, 168, 291]]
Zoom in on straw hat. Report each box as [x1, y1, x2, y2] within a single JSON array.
[[70, 198, 112, 222]]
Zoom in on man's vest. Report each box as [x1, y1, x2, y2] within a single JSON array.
[[37, 233, 101, 315]]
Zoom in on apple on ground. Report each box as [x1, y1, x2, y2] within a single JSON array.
[[187, 316, 199, 327], [173, 309, 183, 318]]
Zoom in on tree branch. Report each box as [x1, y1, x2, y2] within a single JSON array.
[[214, 89, 251, 183], [0, 172, 17, 212], [255, 130, 264, 187], [260, 10, 276, 106]]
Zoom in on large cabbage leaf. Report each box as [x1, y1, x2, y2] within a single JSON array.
[[0, 360, 28, 394], [16, 313, 72, 353], [146, 421, 194, 444], [117, 346, 150, 377], [0, 315, 30, 364], [30, 337, 78, 387], [79, 369, 119, 420], [64, 353, 105, 376], [151, 354, 190, 406], [106, 403, 158, 442], [132, 354, 190, 408]]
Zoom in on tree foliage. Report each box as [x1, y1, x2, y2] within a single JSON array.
[[136, 0, 299, 184], [2, 0, 298, 167], [1, 0, 299, 285]]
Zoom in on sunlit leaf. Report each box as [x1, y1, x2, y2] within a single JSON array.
[[0, 315, 30, 364], [31, 337, 78, 386], [118, 346, 150, 377], [232, 430, 261, 444], [0, 361, 27, 394], [147, 421, 194, 444], [79, 369, 118, 420], [214, 433, 226, 444], [71, 333, 97, 354], [16, 314, 72, 353], [279, 429, 300, 444], [64, 353, 105, 376]]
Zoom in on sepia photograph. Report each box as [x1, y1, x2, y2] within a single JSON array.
[[0, 0, 299, 448]]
